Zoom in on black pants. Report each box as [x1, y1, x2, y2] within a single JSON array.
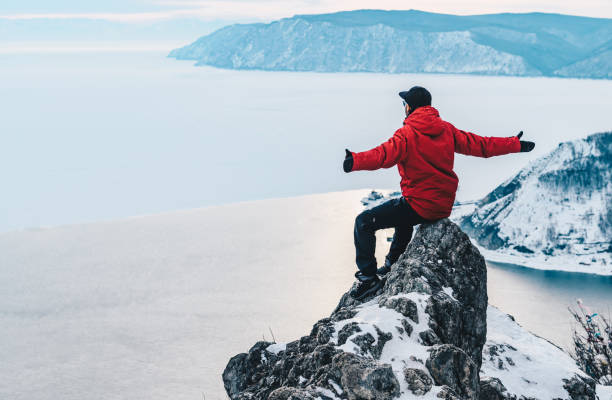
[[354, 196, 432, 277]]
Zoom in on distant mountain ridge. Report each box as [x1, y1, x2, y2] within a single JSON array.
[[169, 9, 612, 79]]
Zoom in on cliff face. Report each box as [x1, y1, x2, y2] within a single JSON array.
[[459, 132, 612, 274], [168, 10, 612, 79], [221, 219, 595, 399]]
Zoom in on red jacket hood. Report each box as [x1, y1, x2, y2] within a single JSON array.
[[403, 106, 445, 137]]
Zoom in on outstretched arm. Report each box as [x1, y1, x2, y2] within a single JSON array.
[[346, 130, 408, 172], [451, 123, 522, 157]]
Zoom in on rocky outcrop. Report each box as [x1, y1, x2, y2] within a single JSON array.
[[334, 218, 488, 367], [222, 218, 599, 399], [223, 219, 488, 399]]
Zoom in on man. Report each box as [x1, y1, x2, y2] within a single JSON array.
[[343, 86, 535, 300]]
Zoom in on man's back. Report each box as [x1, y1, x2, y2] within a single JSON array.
[[349, 106, 521, 220]]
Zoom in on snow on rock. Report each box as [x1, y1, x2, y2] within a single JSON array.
[[221, 219, 597, 399], [266, 343, 288, 355], [458, 131, 612, 276]]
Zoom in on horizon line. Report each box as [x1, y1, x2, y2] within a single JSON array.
[[1, 7, 611, 23]]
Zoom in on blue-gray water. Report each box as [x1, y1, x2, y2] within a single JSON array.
[[1, 46, 612, 233], [487, 260, 612, 349]]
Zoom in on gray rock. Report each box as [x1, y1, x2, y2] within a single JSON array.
[[404, 368, 433, 395], [332, 307, 358, 322], [222, 219, 488, 400], [480, 377, 516, 400], [337, 322, 362, 346], [379, 296, 419, 322], [371, 326, 392, 359], [351, 333, 375, 356], [334, 352, 400, 400], [348, 327, 393, 360], [311, 318, 334, 345], [401, 318, 414, 337], [426, 344, 479, 400], [562, 374, 597, 400], [420, 329, 442, 346], [223, 353, 249, 398], [375, 219, 488, 369]]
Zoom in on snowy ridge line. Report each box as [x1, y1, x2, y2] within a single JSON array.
[[169, 10, 612, 79]]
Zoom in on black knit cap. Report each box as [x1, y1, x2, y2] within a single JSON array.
[[399, 86, 432, 111]]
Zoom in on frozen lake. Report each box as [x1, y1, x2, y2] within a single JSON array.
[[1, 47, 612, 233], [1, 190, 611, 400]]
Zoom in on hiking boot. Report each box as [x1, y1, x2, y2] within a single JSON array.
[[377, 264, 391, 276], [350, 272, 382, 300]]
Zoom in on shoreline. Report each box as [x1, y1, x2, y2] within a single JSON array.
[[449, 201, 612, 277], [476, 244, 612, 277]]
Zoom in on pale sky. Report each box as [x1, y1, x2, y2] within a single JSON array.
[[1, 0, 611, 22]]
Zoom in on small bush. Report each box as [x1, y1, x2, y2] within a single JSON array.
[[569, 300, 612, 385]]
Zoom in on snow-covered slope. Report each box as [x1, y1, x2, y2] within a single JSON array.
[[555, 46, 612, 79], [459, 132, 612, 275], [483, 306, 600, 399], [168, 10, 612, 79]]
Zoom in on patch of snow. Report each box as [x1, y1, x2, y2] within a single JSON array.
[[450, 201, 477, 220], [483, 305, 590, 399], [331, 293, 442, 399], [442, 286, 457, 301], [266, 342, 287, 355], [328, 379, 343, 395], [597, 384, 612, 399], [315, 386, 341, 399]]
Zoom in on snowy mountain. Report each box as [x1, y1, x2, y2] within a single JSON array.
[[168, 10, 612, 79], [459, 132, 612, 275], [222, 219, 604, 399]]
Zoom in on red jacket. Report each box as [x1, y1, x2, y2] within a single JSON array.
[[351, 106, 521, 220]]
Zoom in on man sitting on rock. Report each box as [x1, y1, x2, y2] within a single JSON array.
[[343, 86, 535, 300]]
